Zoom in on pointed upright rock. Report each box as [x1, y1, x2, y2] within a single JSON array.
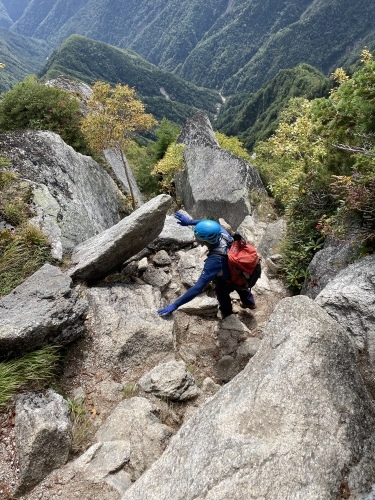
[[176, 112, 266, 229]]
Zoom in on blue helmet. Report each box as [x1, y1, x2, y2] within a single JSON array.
[[194, 220, 222, 245]]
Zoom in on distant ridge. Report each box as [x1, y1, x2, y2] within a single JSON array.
[[0, 27, 49, 93], [39, 34, 222, 125], [6, 0, 375, 93]]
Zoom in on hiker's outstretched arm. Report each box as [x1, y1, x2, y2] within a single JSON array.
[[174, 211, 200, 226]]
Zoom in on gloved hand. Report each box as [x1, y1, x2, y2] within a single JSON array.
[[157, 303, 177, 316], [174, 211, 192, 226]]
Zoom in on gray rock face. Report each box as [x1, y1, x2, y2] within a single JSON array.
[[214, 314, 249, 356], [84, 284, 174, 369], [14, 390, 72, 495], [72, 441, 132, 495], [138, 360, 201, 401], [315, 254, 375, 354], [0, 130, 123, 255], [95, 397, 172, 481], [152, 250, 172, 266], [257, 218, 286, 258], [148, 215, 195, 251], [302, 236, 362, 299], [104, 148, 143, 207], [177, 246, 205, 286], [176, 112, 266, 228], [177, 111, 219, 148], [30, 182, 65, 259], [178, 295, 218, 316], [68, 194, 172, 283], [142, 266, 171, 290], [213, 314, 252, 382], [122, 296, 375, 500], [0, 264, 88, 358], [236, 215, 267, 246], [45, 75, 93, 100]]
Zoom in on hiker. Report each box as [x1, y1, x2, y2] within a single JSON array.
[[157, 211, 261, 318]]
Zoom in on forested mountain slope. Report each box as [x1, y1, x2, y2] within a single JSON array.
[[0, 2, 12, 28], [4, 0, 375, 94], [220, 0, 375, 94], [0, 27, 49, 93], [40, 35, 222, 125], [216, 64, 331, 150]]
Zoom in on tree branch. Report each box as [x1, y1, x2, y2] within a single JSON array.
[[331, 143, 375, 157]]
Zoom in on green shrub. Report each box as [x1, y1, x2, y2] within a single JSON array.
[[279, 190, 330, 292], [126, 140, 160, 198], [152, 142, 185, 197], [0, 170, 53, 296], [126, 119, 181, 198], [215, 131, 252, 162], [0, 75, 91, 154], [252, 52, 375, 292]]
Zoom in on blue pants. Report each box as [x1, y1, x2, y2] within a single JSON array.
[[215, 262, 261, 317]]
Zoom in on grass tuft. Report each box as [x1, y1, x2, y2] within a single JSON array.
[[0, 224, 53, 297], [0, 346, 60, 411], [67, 397, 95, 453]]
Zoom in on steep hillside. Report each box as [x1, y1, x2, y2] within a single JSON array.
[[40, 34, 222, 125], [215, 64, 331, 150], [0, 2, 12, 28], [178, 0, 312, 90], [6, 0, 375, 94], [1, 0, 30, 22], [221, 0, 375, 94], [0, 27, 49, 93]]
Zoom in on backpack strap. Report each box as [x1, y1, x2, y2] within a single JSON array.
[[208, 233, 232, 257]]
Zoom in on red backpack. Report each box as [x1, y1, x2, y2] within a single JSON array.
[[227, 237, 259, 287]]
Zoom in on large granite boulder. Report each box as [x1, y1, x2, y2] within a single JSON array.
[[138, 360, 201, 401], [0, 130, 124, 258], [83, 284, 174, 370], [148, 215, 195, 251], [315, 253, 375, 355], [175, 112, 266, 228], [302, 236, 362, 299], [14, 390, 72, 496], [0, 264, 88, 358], [122, 296, 375, 500], [95, 397, 173, 481], [257, 218, 287, 258], [68, 194, 172, 283], [45, 75, 92, 99]]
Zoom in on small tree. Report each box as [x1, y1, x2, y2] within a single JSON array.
[[152, 117, 180, 161], [151, 142, 185, 197], [81, 81, 157, 209]]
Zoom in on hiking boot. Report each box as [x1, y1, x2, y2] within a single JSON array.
[[240, 301, 256, 310]]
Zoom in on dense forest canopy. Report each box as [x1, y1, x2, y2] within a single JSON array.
[[0, 0, 374, 94]]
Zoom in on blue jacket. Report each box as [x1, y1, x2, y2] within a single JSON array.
[[173, 230, 232, 309]]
